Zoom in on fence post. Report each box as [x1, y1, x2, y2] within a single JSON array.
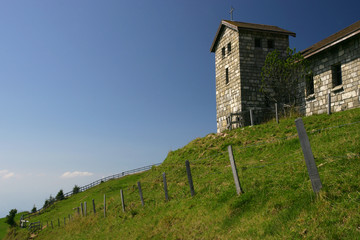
[[58, 219, 60, 227], [185, 160, 195, 196], [163, 172, 169, 201], [328, 93, 331, 115], [295, 118, 322, 194], [92, 199, 96, 214], [120, 190, 125, 212], [228, 145, 244, 195], [103, 194, 106, 218], [138, 182, 145, 206], [84, 202, 87, 217], [275, 103, 279, 124], [80, 203, 84, 217], [250, 109, 254, 126], [64, 217, 66, 226], [51, 220, 53, 229], [77, 207, 80, 215]]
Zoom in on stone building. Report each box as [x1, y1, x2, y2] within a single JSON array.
[[211, 20, 360, 133], [302, 20, 360, 115], [210, 20, 295, 132]]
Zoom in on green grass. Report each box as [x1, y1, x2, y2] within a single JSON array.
[[6, 108, 360, 239]]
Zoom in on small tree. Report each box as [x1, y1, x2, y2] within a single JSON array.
[[31, 205, 37, 213], [261, 48, 308, 107], [72, 185, 80, 195], [5, 209, 17, 227], [56, 189, 65, 201]]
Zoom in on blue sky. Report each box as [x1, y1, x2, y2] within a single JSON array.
[[0, 0, 359, 217]]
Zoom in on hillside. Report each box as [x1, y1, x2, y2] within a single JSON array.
[[4, 108, 360, 239]]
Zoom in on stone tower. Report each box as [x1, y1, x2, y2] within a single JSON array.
[[210, 20, 296, 133]]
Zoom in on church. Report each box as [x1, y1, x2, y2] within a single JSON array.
[[211, 20, 360, 133]]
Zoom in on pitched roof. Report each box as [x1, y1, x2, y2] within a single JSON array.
[[301, 20, 360, 58], [210, 20, 296, 52]]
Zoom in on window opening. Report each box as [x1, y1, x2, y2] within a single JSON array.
[[255, 38, 262, 48], [332, 63, 342, 87], [225, 68, 229, 84]]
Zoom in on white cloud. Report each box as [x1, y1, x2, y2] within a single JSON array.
[[61, 171, 93, 178], [0, 170, 15, 179]]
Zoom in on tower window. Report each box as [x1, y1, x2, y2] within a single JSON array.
[[225, 68, 229, 84], [267, 39, 274, 49], [332, 63, 342, 87], [255, 38, 262, 48], [227, 43, 231, 53], [306, 74, 314, 96], [222, 47, 226, 58]]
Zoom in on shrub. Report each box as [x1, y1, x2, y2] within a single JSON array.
[[73, 185, 80, 194], [56, 189, 65, 201], [5, 209, 17, 227], [31, 205, 37, 213]]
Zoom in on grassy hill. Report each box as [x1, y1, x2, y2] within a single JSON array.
[[5, 108, 360, 239]]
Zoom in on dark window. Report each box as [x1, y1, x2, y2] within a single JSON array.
[[332, 63, 342, 87], [225, 68, 229, 84], [306, 74, 314, 96], [267, 39, 274, 49], [222, 47, 225, 58], [255, 38, 262, 48], [227, 43, 231, 53]]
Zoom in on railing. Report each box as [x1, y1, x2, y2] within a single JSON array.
[[28, 221, 42, 232], [22, 163, 161, 219]]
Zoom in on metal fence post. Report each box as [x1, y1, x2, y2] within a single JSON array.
[[328, 93, 331, 115], [138, 182, 145, 206], [163, 172, 169, 201], [295, 118, 322, 194], [120, 189, 125, 212], [185, 160, 195, 196], [228, 145, 244, 195], [103, 194, 106, 217], [275, 103, 279, 124], [92, 199, 96, 214], [250, 109, 254, 126]]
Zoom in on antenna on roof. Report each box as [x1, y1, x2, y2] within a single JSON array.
[[230, 6, 234, 21]]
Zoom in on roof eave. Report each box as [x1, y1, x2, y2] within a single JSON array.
[[210, 20, 238, 53], [302, 29, 360, 59]]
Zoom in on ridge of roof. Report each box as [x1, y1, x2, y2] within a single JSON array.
[[301, 20, 360, 58], [210, 20, 296, 52]]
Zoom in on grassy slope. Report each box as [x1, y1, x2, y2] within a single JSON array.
[[8, 108, 360, 239], [0, 212, 27, 240]]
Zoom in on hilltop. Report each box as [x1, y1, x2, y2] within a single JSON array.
[[4, 108, 360, 239]]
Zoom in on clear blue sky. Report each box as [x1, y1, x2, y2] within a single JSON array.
[[0, 0, 359, 217]]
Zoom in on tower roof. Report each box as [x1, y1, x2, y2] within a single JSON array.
[[301, 20, 360, 58], [210, 20, 296, 52]]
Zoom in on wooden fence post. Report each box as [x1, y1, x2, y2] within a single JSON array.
[[275, 103, 279, 124], [250, 109, 254, 126], [77, 207, 80, 215], [295, 118, 322, 194], [185, 160, 195, 196], [328, 93, 331, 115], [228, 145, 244, 195], [120, 190, 125, 212], [58, 219, 60, 227], [92, 199, 96, 214], [163, 172, 169, 201], [51, 220, 53, 229], [103, 194, 106, 218], [138, 182, 145, 206], [84, 202, 87, 217]]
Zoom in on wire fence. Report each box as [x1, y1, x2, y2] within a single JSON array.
[[22, 163, 161, 220], [22, 116, 360, 233]]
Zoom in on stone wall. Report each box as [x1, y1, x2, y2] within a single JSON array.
[[238, 30, 290, 124], [305, 36, 360, 115], [214, 27, 241, 133]]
